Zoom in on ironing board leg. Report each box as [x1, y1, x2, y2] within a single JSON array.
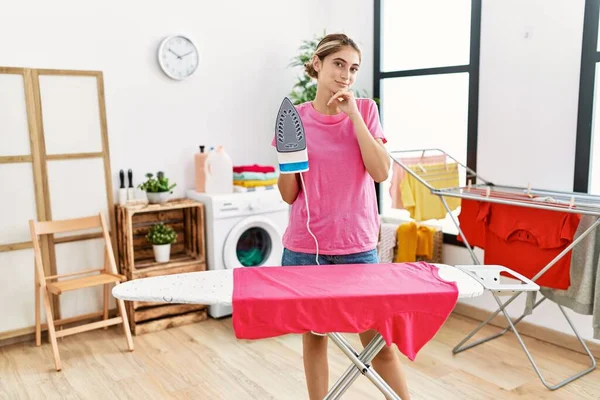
[[323, 333, 401, 400], [324, 333, 385, 399], [487, 296, 547, 340], [452, 289, 526, 353]]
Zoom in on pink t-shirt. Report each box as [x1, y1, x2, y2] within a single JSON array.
[[271, 98, 386, 255], [232, 261, 459, 361]]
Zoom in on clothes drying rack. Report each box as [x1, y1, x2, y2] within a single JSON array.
[[388, 148, 600, 390]]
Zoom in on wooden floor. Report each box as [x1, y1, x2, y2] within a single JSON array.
[[1, 314, 599, 399]]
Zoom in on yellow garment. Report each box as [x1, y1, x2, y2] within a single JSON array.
[[416, 225, 435, 259], [395, 222, 417, 262], [394, 222, 437, 262], [233, 178, 278, 188], [401, 162, 461, 221]]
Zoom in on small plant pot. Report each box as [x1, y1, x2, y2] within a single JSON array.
[[146, 192, 170, 204], [153, 244, 171, 263]]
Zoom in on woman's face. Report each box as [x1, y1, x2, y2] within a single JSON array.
[[314, 46, 360, 95]]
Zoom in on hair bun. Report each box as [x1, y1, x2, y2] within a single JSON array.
[[304, 60, 318, 79]]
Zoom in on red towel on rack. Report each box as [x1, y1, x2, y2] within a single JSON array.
[[232, 262, 459, 361], [233, 164, 275, 173], [482, 203, 581, 290]]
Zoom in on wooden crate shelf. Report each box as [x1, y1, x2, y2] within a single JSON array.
[[114, 198, 207, 335], [115, 198, 205, 274], [133, 254, 200, 272], [133, 308, 208, 336]]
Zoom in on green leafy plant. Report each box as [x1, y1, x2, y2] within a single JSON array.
[[138, 171, 176, 193], [288, 30, 378, 105], [146, 223, 177, 245]]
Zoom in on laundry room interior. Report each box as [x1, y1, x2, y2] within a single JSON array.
[[2, 0, 600, 399]]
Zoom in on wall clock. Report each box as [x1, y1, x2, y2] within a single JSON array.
[[158, 35, 199, 80]]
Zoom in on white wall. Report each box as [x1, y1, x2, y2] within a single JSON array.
[[477, 0, 585, 191], [0, 0, 374, 333], [0, 0, 374, 202], [456, 0, 600, 345]]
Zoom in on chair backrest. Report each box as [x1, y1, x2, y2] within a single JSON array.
[[32, 215, 102, 235], [29, 213, 117, 284]]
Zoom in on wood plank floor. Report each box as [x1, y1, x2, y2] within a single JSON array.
[[1, 314, 599, 399]]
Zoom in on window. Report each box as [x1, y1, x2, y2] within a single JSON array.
[[575, 0, 600, 194], [373, 0, 481, 240]]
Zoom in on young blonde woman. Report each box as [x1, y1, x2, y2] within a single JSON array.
[[273, 33, 411, 400]]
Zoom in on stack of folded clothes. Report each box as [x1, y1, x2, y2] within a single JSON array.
[[233, 164, 279, 192]]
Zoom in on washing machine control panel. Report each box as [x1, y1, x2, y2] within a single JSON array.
[[212, 192, 288, 219]]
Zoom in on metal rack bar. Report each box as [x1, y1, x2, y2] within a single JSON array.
[[434, 184, 600, 216], [388, 148, 598, 390]]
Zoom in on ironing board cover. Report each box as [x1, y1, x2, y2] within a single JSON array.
[[232, 261, 459, 361]]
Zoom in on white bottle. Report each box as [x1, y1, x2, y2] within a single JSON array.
[[205, 146, 233, 194]]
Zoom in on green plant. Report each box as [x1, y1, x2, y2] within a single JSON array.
[[138, 171, 176, 193], [288, 30, 378, 105], [146, 223, 177, 245]]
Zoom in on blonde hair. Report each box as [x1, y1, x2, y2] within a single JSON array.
[[305, 33, 362, 79]]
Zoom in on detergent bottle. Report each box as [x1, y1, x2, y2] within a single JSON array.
[[194, 145, 210, 192], [205, 146, 233, 194]]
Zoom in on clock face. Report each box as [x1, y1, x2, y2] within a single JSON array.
[[158, 35, 199, 80]]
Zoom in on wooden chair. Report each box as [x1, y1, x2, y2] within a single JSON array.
[[30, 213, 134, 371]]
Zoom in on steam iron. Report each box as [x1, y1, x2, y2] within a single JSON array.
[[275, 97, 309, 174]]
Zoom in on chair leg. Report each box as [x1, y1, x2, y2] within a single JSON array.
[[103, 284, 109, 329], [41, 289, 61, 371], [35, 279, 41, 347], [116, 296, 134, 351]]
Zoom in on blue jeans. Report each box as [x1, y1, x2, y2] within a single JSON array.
[[281, 248, 379, 266]]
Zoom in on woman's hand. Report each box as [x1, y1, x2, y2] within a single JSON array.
[[327, 90, 359, 118]]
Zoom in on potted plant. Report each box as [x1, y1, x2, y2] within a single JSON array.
[[138, 171, 176, 204], [146, 222, 177, 263]]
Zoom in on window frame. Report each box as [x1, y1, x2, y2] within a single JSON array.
[[574, 0, 600, 193], [372, 0, 482, 246]]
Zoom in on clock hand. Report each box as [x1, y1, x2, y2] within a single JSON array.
[[168, 48, 182, 59], [181, 51, 193, 58]]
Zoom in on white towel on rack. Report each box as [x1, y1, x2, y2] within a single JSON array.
[[377, 223, 398, 263]]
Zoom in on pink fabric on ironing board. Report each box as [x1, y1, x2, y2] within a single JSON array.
[[232, 261, 459, 361]]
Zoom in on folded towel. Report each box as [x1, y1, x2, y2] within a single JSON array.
[[395, 222, 418, 262], [233, 164, 275, 173], [416, 225, 436, 260], [233, 178, 278, 188], [234, 185, 277, 193], [233, 171, 278, 180]]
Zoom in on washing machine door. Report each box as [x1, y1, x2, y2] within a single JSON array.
[[223, 215, 283, 269]]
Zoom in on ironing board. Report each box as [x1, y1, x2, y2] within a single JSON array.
[[112, 263, 538, 399]]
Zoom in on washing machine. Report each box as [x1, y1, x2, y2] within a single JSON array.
[[186, 189, 289, 318]]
